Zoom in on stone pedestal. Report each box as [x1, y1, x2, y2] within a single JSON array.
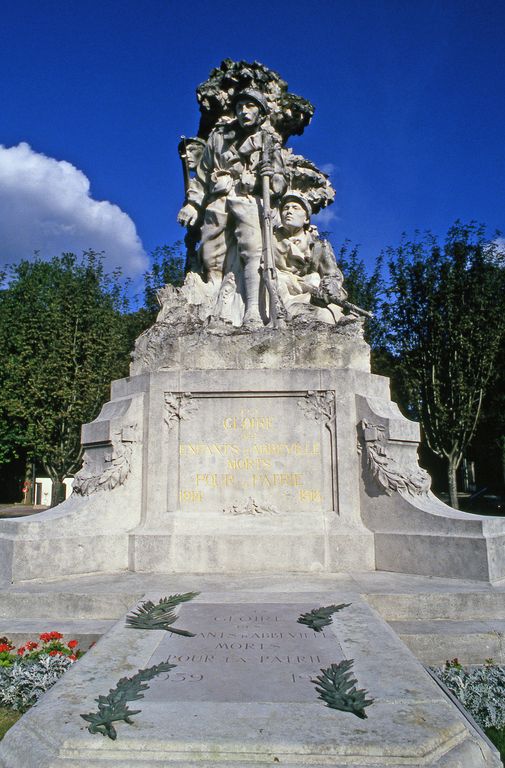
[[1, 323, 504, 584]]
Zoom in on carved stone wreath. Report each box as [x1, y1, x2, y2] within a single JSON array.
[[164, 392, 199, 430], [361, 420, 430, 497], [73, 428, 135, 496]]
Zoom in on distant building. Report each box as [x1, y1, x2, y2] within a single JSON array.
[[34, 477, 73, 506]]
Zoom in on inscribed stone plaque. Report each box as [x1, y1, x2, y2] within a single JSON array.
[[177, 395, 333, 513], [146, 602, 344, 703]]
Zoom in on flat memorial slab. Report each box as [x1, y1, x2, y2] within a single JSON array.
[[0, 583, 500, 767], [146, 602, 345, 703]]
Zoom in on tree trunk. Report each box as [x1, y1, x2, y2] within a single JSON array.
[[50, 477, 66, 508], [500, 436, 505, 494], [22, 458, 32, 505], [447, 456, 459, 509]]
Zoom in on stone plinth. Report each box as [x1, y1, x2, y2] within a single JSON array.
[[1, 325, 505, 584], [130, 320, 371, 375]]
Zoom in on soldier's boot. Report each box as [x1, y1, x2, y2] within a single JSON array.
[[242, 258, 263, 329]]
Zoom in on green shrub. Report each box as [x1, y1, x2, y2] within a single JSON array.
[[0, 655, 75, 712], [431, 659, 505, 730]]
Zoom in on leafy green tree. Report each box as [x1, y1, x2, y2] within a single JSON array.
[[471, 334, 505, 494], [334, 240, 385, 351], [142, 243, 185, 318], [384, 223, 505, 508], [0, 252, 133, 506]]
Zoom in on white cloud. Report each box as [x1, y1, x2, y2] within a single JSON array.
[[312, 207, 338, 228], [319, 162, 336, 176], [0, 143, 147, 276]]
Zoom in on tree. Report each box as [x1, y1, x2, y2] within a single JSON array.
[[142, 243, 185, 317], [471, 333, 505, 494], [384, 223, 505, 508], [0, 252, 133, 506], [332, 240, 385, 348]]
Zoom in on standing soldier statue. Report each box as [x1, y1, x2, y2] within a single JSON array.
[[175, 59, 360, 330], [178, 89, 284, 328]]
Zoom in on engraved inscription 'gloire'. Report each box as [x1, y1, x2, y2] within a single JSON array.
[[176, 396, 328, 513]]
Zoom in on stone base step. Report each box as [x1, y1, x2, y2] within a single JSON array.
[[366, 591, 505, 621], [389, 619, 505, 665], [130, 530, 375, 573], [0, 619, 115, 650], [0, 590, 142, 619]]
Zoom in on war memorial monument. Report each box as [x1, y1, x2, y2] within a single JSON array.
[[1, 60, 504, 767]]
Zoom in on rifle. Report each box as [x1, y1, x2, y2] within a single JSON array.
[[306, 278, 374, 318], [260, 132, 284, 328], [178, 136, 191, 196], [334, 299, 373, 319]]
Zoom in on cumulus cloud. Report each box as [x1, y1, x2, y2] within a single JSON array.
[[312, 207, 338, 228], [0, 143, 147, 276]]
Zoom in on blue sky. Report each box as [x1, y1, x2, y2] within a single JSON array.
[[1, 0, 504, 286]]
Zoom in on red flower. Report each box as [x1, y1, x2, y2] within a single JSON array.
[[0, 643, 12, 653], [39, 633, 50, 643], [26, 641, 38, 651], [49, 650, 60, 656], [49, 631, 63, 640], [67, 639, 78, 649], [68, 654, 77, 661], [17, 647, 25, 655]]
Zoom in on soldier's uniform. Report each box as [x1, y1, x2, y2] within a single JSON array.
[[186, 122, 284, 324], [273, 224, 347, 324]]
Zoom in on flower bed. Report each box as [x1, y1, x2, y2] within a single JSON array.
[[431, 658, 505, 765], [0, 632, 82, 668], [0, 633, 84, 714]]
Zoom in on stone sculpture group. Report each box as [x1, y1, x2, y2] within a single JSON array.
[[174, 59, 355, 330]]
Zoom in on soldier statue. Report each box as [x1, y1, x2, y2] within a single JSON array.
[[175, 59, 366, 329]]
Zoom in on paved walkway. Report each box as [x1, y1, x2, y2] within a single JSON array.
[[0, 505, 47, 518]]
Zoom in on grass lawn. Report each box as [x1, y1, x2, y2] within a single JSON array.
[[0, 707, 21, 740], [486, 727, 505, 765]]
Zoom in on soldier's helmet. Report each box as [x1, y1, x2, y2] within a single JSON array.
[[280, 191, 312, 219], [232, 88, 270, 115]]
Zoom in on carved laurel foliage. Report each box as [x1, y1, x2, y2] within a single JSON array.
[[81, 661, 176, 740], [195, 59, 315, 141], [298, 390, 335, 426], [361, 420, 430, 497], [164, 392, 199, 430], [126, 593, 199, 636], [367, 443, 431, 496], [73, 438, 133, 496], [298, 603, 351, 633], [224, 497, 280, 516], [312, 659, 374, 719]]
